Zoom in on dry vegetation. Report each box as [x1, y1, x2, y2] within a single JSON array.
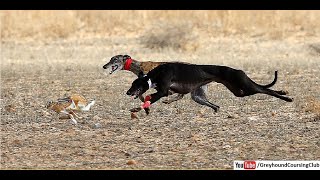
[[2, 10, 320, 41], [1, 11, 320, 169], [139, 21, 200, 52], [304, 97, 320, 121]]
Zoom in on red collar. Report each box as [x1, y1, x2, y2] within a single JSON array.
[[124, 58, 133, 70]]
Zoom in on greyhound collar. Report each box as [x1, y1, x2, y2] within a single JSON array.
[[124, 58, 133, 70]]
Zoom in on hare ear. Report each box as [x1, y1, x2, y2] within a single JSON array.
[[138, 71, 145, 78]]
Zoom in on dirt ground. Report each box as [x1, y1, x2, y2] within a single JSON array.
[[1, 36, 320, 169]]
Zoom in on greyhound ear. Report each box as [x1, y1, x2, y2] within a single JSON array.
[[138, 71, 145, 78], [123, 55, 131, 60]]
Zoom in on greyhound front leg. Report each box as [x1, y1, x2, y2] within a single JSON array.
[[138, 95, 145, 102], [138, 94, 150, 114], [191, 88, 220, 112], [130, 91, 166, 114]]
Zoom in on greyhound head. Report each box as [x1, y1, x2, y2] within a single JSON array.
[[103, 55, 131, 74], [126, 73, 150, 99]]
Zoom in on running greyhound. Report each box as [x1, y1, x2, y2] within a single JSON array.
[[126, 62, 293, 114]]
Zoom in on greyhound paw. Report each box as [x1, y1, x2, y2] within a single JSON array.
[[278, 90, 289, 95], [130, 107, 142, 113], [144, 108, 150, 115]]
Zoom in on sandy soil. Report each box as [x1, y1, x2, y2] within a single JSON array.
[[1, 36, 320, 169]]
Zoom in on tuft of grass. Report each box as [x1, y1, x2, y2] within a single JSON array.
[[309, 43, 320, 57], [139, 21, 199, 52], [305, 97, 320, 116]]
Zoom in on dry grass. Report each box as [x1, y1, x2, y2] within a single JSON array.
[[309, 43, 320, 57], [1, 10, 320, 42], [139, 21, 199, 52], [1, 11, 81, 40], [305, 98, 320, 113], [305, 97, 320, 120]]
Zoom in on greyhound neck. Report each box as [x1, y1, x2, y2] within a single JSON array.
[[127, 59, 144, 76]]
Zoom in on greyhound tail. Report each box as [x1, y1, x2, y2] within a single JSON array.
[[259, 71, 278, 88]]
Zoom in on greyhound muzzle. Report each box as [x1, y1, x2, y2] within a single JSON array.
[[103, 64, 119, 74], [126, 89, 141, 99]]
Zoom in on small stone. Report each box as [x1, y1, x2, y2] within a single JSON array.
[[131, 112, 138, 119], [65, 128, 76, 134], [5, 104, 16, 112], [100, 131, 107, 136], [59, 115, 71, 119], [92, 123, 102, 129], [227, 114, 239, 119], [144, 148, 154, 153], [195, 117, 205, 121], [42, 110, 51, 117], [223, 145, 231, 149], [12, 139, 22, 147], [227, 115, 234, 119], [127, 160, 137, 165], [105, 115, 112, 120], [248, 116, 257, 121], [69, 119, 77, 125], [93, 115, 102, 121], [197, 109, 206, 115]]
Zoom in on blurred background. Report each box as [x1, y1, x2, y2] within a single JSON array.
[[2, 10, 319, 42], [2, 10, 319, 70]]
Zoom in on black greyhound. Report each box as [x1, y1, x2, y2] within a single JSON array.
[[126, 62, 293, 113]]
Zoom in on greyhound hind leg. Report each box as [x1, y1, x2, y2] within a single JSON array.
[[274, 90, 288, 95], [191, 87, 220, 112], [260, 88, 293, 102]]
